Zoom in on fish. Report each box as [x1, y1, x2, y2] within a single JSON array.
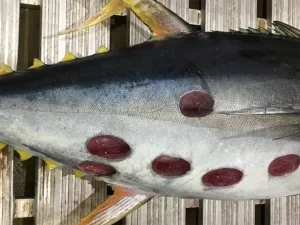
[[0, 0, 300, 224]]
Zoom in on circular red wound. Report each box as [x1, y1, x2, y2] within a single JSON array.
[[87, 135, 131, 159], [79, 161, 117, 176], [152, 155, 191, 176], [179, 91, 214, 117], [202, 168, 243, 187], [268, 154, 300, 177]]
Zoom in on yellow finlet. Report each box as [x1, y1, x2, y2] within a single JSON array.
[[15, 148, 33, 161], [43, 159, 58, 170], [59, 0, 125, 35], [74, 170, 85, 178], [29, 58, 44, 69], [94, 176, 103, 182], [61, 51, 77, 61], [0, 142, 7, 150], [0, 63, 13, 76], [97, 46, 109, 54]]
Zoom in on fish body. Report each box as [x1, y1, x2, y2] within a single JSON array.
[[1, 0, 300, 224], [1, 31, 300, 200]]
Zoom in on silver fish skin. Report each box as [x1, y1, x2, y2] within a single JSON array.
[[0, 31, 300, 200]]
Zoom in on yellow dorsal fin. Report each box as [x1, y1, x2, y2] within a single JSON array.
[[59, 0, 193, 38], [0, 142, 7, 150], [59, 0, 125, 35], [15, 148, 32, 161], [74, 170, 85, 178], [0, 63, 13, 75], [61, 51, 76, 61], [122, 0, 193, 38], [97, 46, 109, 54], [43, 159, 58, 170], [29, 58, 44, 69]]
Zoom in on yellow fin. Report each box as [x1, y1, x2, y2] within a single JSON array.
[[122, 0, 193, 38], [74, 170, 85, 178], [77, 186, 152, 225], [0, 63, 13, 75], [94, 176, 103, 182], [29, 58, 44, 69], [61, 51, 76, 61], [59, 0, 193, 38], [0, 142, 7, 150], [15, 148, 32, 161], [59, 0, 125, 35], [43, 159, 58, 170], [97, 46, 109, 53]]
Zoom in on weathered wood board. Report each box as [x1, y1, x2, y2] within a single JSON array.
[[201, 0, 257, 31], [203, 200, 256, 225]]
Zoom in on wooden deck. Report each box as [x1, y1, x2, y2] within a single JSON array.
[[0, 0, 300, 224]]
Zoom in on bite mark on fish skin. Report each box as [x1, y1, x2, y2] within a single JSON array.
[[201, 168, 244, 187], [86, 135, 131, 160], [152, 155, 191, 177], [179, 90, 214, 117], [79, 161, 117, 176], [268, 154, 300, 177]]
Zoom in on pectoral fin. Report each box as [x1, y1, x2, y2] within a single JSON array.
[[77, 186, 152, 225], [59, 0, 193, 38]]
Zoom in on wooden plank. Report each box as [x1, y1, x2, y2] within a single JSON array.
[[201, 0, 257, 31], [0, 0, 21, 224], [0, 147, 14, 225], [267, 1, 300, 224], [269, 196, 300, 225], [203, 200, 255, 225], [128, 0, 201, 45], [0, 0, 21, 68], [188, 9, 202, 26], [267, 0, 300, 28], [21, 0, 40, 4], [126, 197, 186, 225], [14, 199, 35, 218], [35, 0, 110, 224]]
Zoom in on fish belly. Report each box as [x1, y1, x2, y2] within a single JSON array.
[[0, 108, 300, 200]]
